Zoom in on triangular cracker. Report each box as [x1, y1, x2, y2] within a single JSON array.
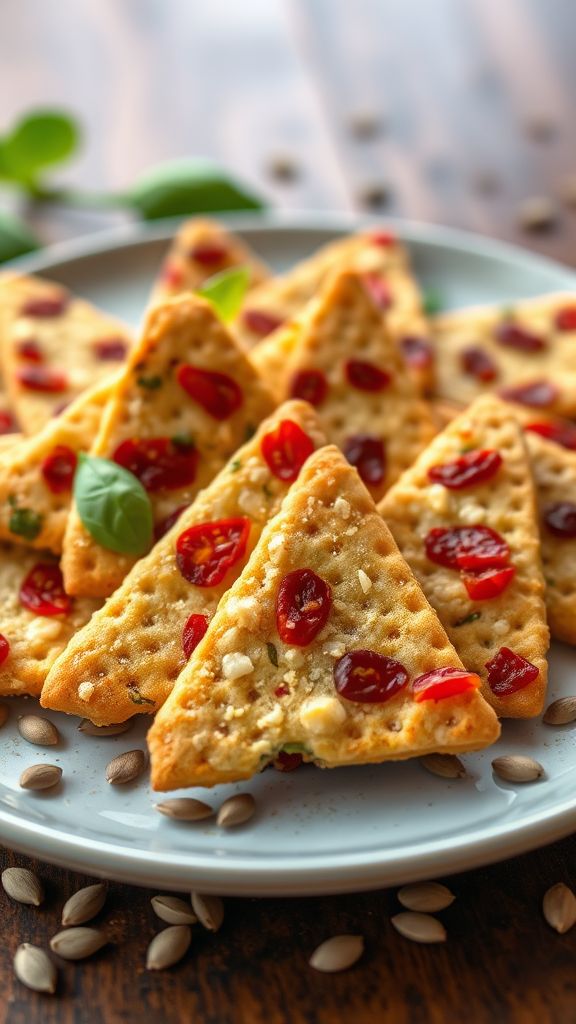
[[0, 273, 131, 434], [432, 292, 576, 417], [379, 395, 549, 718], [0, 543, 99, 696], [251, 268, 436, 501], [149, 445, 499, 791], [61, 293, 275, 598], [41, 401, 326, 724], [151, 217, 270, 304]]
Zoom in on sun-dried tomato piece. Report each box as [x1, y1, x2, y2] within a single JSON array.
[[242, 309, 284, 337], [19, 563, 71, 617], [524, 419, 576, 450], [363, 272, 393, 310], [543, 502, 576, 538], [188, 242, 227, 267], [401, 336, 433, 370], [273, 751, 304, 772], [176, 517, 250, 586], [154, 504, 189, 541], [485, 646, 539, 696], [41, 445, 77, 494], [343, 435, 386, 486], [461, 346, 498, 383], [461, 565, 516, 600], [428, 449, 503, 490], [425, 525, 510, 571], [500, 380, 559, 408], [0, 410, 17, 434], [276, 569, 332, 646], [93, 337, 128, 361], [182, 613, 209, 658], [345, 359, 391, 392], [412, 667, 480, 702], [20, 294, 69, 318], [369, 230, 397, 248], [113, 437, 199, 492], [177, 365, 243, 420], [290, 369, 328, 407], [16, 366, 68, 393], [495, 322, 546, 352], [16, 338, 44, 362], [0, 634, 9, 666], [334, 650, 409, 703], [554, 305, 576, 331], [261, 419, 314, 482]]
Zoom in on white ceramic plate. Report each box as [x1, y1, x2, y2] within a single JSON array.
[[1, 214, 575, 896]]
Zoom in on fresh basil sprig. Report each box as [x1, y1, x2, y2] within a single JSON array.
[[198, 266, 250, 322], [74, 454, 153, 556], [0, 210, 39, 262], [124, 159, 264, 220], [0, 109, 80, 194]]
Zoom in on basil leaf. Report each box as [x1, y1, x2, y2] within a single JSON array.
[[0, 110, 80, 185], [198, 266, 250, 322], [0, 209, 39, 262], [125, 159, 265, 220], [266, 642, 279, 667], [74, 454, 153, 556]]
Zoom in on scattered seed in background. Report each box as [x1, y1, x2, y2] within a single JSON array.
[[50, 927, 108, 961], [18, 715, 59, 747], [421, 753, 466, 779], [543, 696, 576, 726], [61, 883, 107, 926], [524, 113, 557, 142], [391, 912, 447, 944], [348, 111, 382, 140], [543, 883, 576, 934], [2, 866, 44, 906], [78, 719, 133, 737], [105, 749, 147, 785], [155, 797, 213, 822], [191, 893, 224, 932], [492, 755, 544, 783], [266, 154, 299, 183], [151, 895, 197, 926], [309, 934, 364, 973], [216, 793, 256, 829], [472, 170, 501, 196], [357, 182, 391, 210], [517, 196, 557, 232], [146, 925, 191, 971], [397, 881, 455, 913], [19, 764, 62, 791], [560, 174, 576, 208], [13, 943, 57, 995]]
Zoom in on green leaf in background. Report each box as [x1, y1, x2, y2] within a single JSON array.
[[124, 159, 265, 220], [0, 110, 80, 188], [0, 209, 39, 262], [74, 453, 153, 556], [423, 288, 444, 315], [198, 265, 250, 322]]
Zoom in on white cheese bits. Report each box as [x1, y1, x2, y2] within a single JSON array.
[[300, 696, 346, 735], [222, 652, 255, 680]]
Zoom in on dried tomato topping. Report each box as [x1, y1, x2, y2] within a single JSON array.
[[369, 230, 396, 248], [427, 449, 503, 490], [401, 336, 433, 370], [412, 667, 480, 702], [363, 272, 393, 310], [154, 503, 189, 541], [19, 563, 71, 617], [177, 365, 243, 420], [188, 242, 227, 267], [20, 294, 69, 318], [0, 634, 9, 666], [345, 359, 391, 392], [161, 263, 184, 289], [485, 647, 539, 696], [543, 502, 576, 538], [554, 305, 576, 331], [113, 437, 199, 492], [182, 613, 209, 658], [343, 435, 386, 486], [261, 419, 314, 482], [276, 569, 332, 646], [290, 369, 328, 407], [176, 517, 250, 587], [461, 346, 498, 382], [17, 338, 43, 362], [461, 565, 516, 600], [41, 446, 77, 494], [242, 309, 284, 337], [524, 420, 576, 450], [495, 322, 546, 352], [425, 526, 510, 571], [93, 337, 128, 361], [334, 650, 408, 703], [273, 751, 304, 772], [500, 380, 559, 408], [16, 366, 68, 393], [0, 410, 17, 434]]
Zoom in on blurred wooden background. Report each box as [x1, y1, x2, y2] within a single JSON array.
[[1, 2, 576, 1022]]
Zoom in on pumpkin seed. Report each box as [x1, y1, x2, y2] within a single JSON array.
[[421, 753, 466, 779], [61, 883, 107, 926], [105, 748, 147, 785], [151, 895, 197, 926], [2, 866, 44, 906], [309, 934, 364, 973], [492, 755, 544, 783], [0, 702, 8, 728], [191, 892, 224, 932], [146, 925, 191, 970], [216, 793, 255, 828], [18, 715, 59, 746], [543, 883, 576, 934], [79, 718, 133, 737], [155, 797, 213, 822], [19, 763, 62, 791], [543, 696, 576, 726], [50, 927, 107, 961], [397, 882, 455, 913], [14, 943, 57, 994], [391, 912, 447, 944]]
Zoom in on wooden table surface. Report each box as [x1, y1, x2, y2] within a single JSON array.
[[1, 2, 576, 1022]]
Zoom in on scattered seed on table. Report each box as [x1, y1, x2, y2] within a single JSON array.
[[19, 764, 62, 791], [543, 883, 576, 934], [2, 867, 44, 906], [191, 893, 224, 932], [14, 943, 57, 994], [267, 154, 299, 183], [348, 111, 382, 139], [517, 196, 557, 231], [151, 895, 197, 926], [524, 113, 556, 142], [560, 174, 576, 208], [50, 927, 108, 961], [61, 883, 107, 926], [391, 912, 447, 944], [18, 715, 59, 747], [472, 170, 500, 196], [146, 925, 191, 971], [357, 183, 390, 209], [216, 793, 256, 828], [309, 935, 364, 973], [397, 881, 455, 913]]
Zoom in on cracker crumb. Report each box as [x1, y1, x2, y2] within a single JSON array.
[[358, 569, 372, 594], [77, 681, 95, 702], [334, 496, 351, 519], [222, 652, 254, 680]]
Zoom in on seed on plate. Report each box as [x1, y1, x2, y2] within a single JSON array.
[[543, 696, 576, 726], [543, 883, 576, 934], [357, 182, 390, 210], [524, 113, 556, 142], [191, 893, 224, 932], [491, 755, 544, 783], [2, 867, 44, 906], [151, 895, 197, 926], [50, 927, 108, 961], [19, 763, 62, 791], [517, 195, 557, 232], [397, 881, 455, 913], [309, 934, 364, 973], [0, 702, 8, 728], [216, 793, 256, 829], [391, 912, 447, 944], [560, 174, 576, 208], [348, 110, 382, 139], [146, 925, 191, 970], [267, 154, 299, 183], [105, 748, 147, 785], [18, 715, 59, 746], [61, 883, 107, 926], [420, 753, 466, 779], [155, 797, 213, 822], [14, 944, 57, 994], [79, 719, 133, 737]]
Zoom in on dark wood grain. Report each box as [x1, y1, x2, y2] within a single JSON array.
[[1, 1, 576, 1021]]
